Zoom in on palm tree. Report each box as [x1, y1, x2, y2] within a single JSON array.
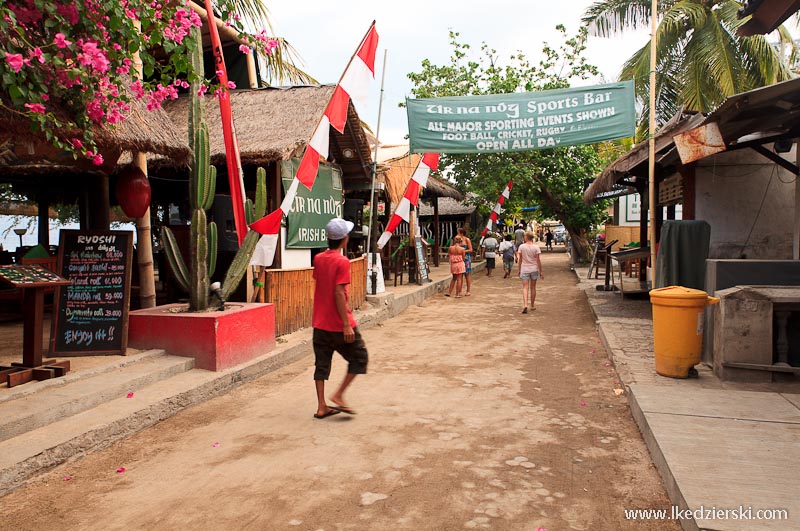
[[583, 0, 796, 138], [194, 0, 315, 85]]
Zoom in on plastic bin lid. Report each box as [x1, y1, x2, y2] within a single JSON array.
[[649, 286, 709, 299]]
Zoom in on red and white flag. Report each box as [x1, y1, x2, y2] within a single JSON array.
[[376, 153, 439, 249], [204, 0, 248, 245], [481, 181, 513, 237], [250, 22, 379, 266]]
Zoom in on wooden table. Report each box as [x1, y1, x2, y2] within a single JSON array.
[[0, 265, 72, 388]]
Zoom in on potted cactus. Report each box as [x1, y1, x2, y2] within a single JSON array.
[[128, 28, 275, 370]]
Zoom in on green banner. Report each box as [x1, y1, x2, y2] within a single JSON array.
[[281, 160, 343, 248], [407, 81, 635, 154]]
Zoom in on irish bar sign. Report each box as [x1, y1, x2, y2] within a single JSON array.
[[407, 81, 635, 154]]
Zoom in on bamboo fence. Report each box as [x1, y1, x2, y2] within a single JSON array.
[[263, 256, 367, 336]]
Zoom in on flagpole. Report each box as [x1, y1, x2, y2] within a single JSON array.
[[367, 48, 387, 295], [648, 0, 658, 285]]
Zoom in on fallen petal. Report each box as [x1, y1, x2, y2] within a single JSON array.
[[580, 401, 587, 407], [63, 477, 72, 481], [213, 442, 220, 448], [126, 392, 134, 398], [116, 467, 126, 473]]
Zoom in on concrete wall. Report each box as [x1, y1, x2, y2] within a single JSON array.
[[695, 146, 797, 260]]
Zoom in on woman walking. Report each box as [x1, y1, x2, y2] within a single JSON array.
[[446, 236, 467, 298], [457, 227, 473, 296], [516, 231, 543, 313]]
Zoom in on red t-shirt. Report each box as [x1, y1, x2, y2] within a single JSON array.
[[312, 250, 357, 332]]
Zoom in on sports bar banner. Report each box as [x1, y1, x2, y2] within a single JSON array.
[[407, 81, 635, 154]]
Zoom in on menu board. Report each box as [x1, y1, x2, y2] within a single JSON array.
[[0, 265, 67, 287], [414, 236, 430, 283], [50, 230, 133, 355]]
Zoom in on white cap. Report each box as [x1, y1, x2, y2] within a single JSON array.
[[325, 218, 354, 240]]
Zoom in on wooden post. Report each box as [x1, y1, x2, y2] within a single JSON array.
[[639, 186, 649, 282], [89, 173, 111, 230], [680, 164, 696, 220], [133, 152, 157, 308], [647, 0, 658, 283], [409, 204, 417, 283], [433, 196, 440, 267], [37, 194, 49, 247]]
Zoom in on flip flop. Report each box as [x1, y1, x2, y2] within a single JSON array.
[[329, 405, 356, 415], [313, 409, 341, 419]]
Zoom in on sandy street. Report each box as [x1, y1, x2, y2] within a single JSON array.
[[2, 249, 678, 531]]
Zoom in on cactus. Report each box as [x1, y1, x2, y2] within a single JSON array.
[[160, 26, 265, 311], [207, 222, 218, 277]]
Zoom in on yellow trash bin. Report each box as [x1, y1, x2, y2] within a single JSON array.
[[649, 286, 720, 378]]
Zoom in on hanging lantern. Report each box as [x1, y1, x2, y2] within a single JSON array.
[[116, 166, 151, 218]]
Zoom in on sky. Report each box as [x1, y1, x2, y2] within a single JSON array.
[[267, 0, 650, 145]]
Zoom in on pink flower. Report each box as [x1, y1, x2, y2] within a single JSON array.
[[56, 4, 79, 25], [5, 53, 23, 72], [227, 81, 236, 89], [24, 103, 46, 114], [92, 154, 104, 166], [215, 70, 224, 78], [580, 401, 587, 407], [239, 44, 251, 55], [72, 138, 83, 149], [30, 48, 45, 64], [41, 93, 49, 101], [115, 467, 126, 473], [54, 33, 72, 49], [197, 84, 208, 97], [130, 80, 145, 99], [267, 39, 279, 53]]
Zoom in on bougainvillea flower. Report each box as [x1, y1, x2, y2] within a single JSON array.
[[5, 53, 23, 72]]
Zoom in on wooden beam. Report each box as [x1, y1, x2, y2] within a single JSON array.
[[345, 118, 371, 181], [751, 145, 800, 176]]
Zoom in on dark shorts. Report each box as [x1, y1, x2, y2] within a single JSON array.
[[313, 327, 369, 380], [486, 257, 496, 269]]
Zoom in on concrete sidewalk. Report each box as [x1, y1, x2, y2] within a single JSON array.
[[575, 267, 800, 531], [0, 261, 480, 497]]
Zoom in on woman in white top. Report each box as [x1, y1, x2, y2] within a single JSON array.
[[515, 230, 544, 313]]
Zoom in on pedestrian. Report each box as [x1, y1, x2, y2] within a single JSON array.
[[545, 229, 553, 251], [514, 223, 526, 248], [481, 232, 499, 277], [446, 236, 466, 298], [457, 227, 473, 296], [498, 234, 515, 279], [311, 218, 369, 419], [516, 230, 543, 314]]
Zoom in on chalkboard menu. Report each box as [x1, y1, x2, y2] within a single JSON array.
[[0, 265, 66, 287], [50, 230, 134, 355], [414, 236, 430, 283]]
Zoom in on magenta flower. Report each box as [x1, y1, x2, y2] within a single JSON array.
[[130, 80, 145, 99], [215, 69, 224, 78], [227, 81, 236, 89], [30, 48, 45, 64], [72, 138, 83, 149], [239, 44, 251, 55], [54, 33, 72, 49], [24, 103, 46, 114], [5, 53, 23, 73], [92, 154, 104, 166]]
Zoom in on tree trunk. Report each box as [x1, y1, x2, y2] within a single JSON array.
[[530, 175, 591, 260], [133, 152, 157, 309]]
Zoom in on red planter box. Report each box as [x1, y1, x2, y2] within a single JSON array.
[[129, 303, 275, 371]]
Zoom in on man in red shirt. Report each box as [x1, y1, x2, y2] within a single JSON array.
[[311, 218, 369, 419]]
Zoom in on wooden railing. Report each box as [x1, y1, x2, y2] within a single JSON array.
[[263, 256, 367, 337]]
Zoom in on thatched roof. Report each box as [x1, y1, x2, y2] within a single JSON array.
[[381, 151, 463, 205], [418, 196, 476, 217], [0, 90, 191, 170], [155, 86, 373, 175]]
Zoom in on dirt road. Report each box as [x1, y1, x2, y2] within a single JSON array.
[[3, 249, 678, 531]]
